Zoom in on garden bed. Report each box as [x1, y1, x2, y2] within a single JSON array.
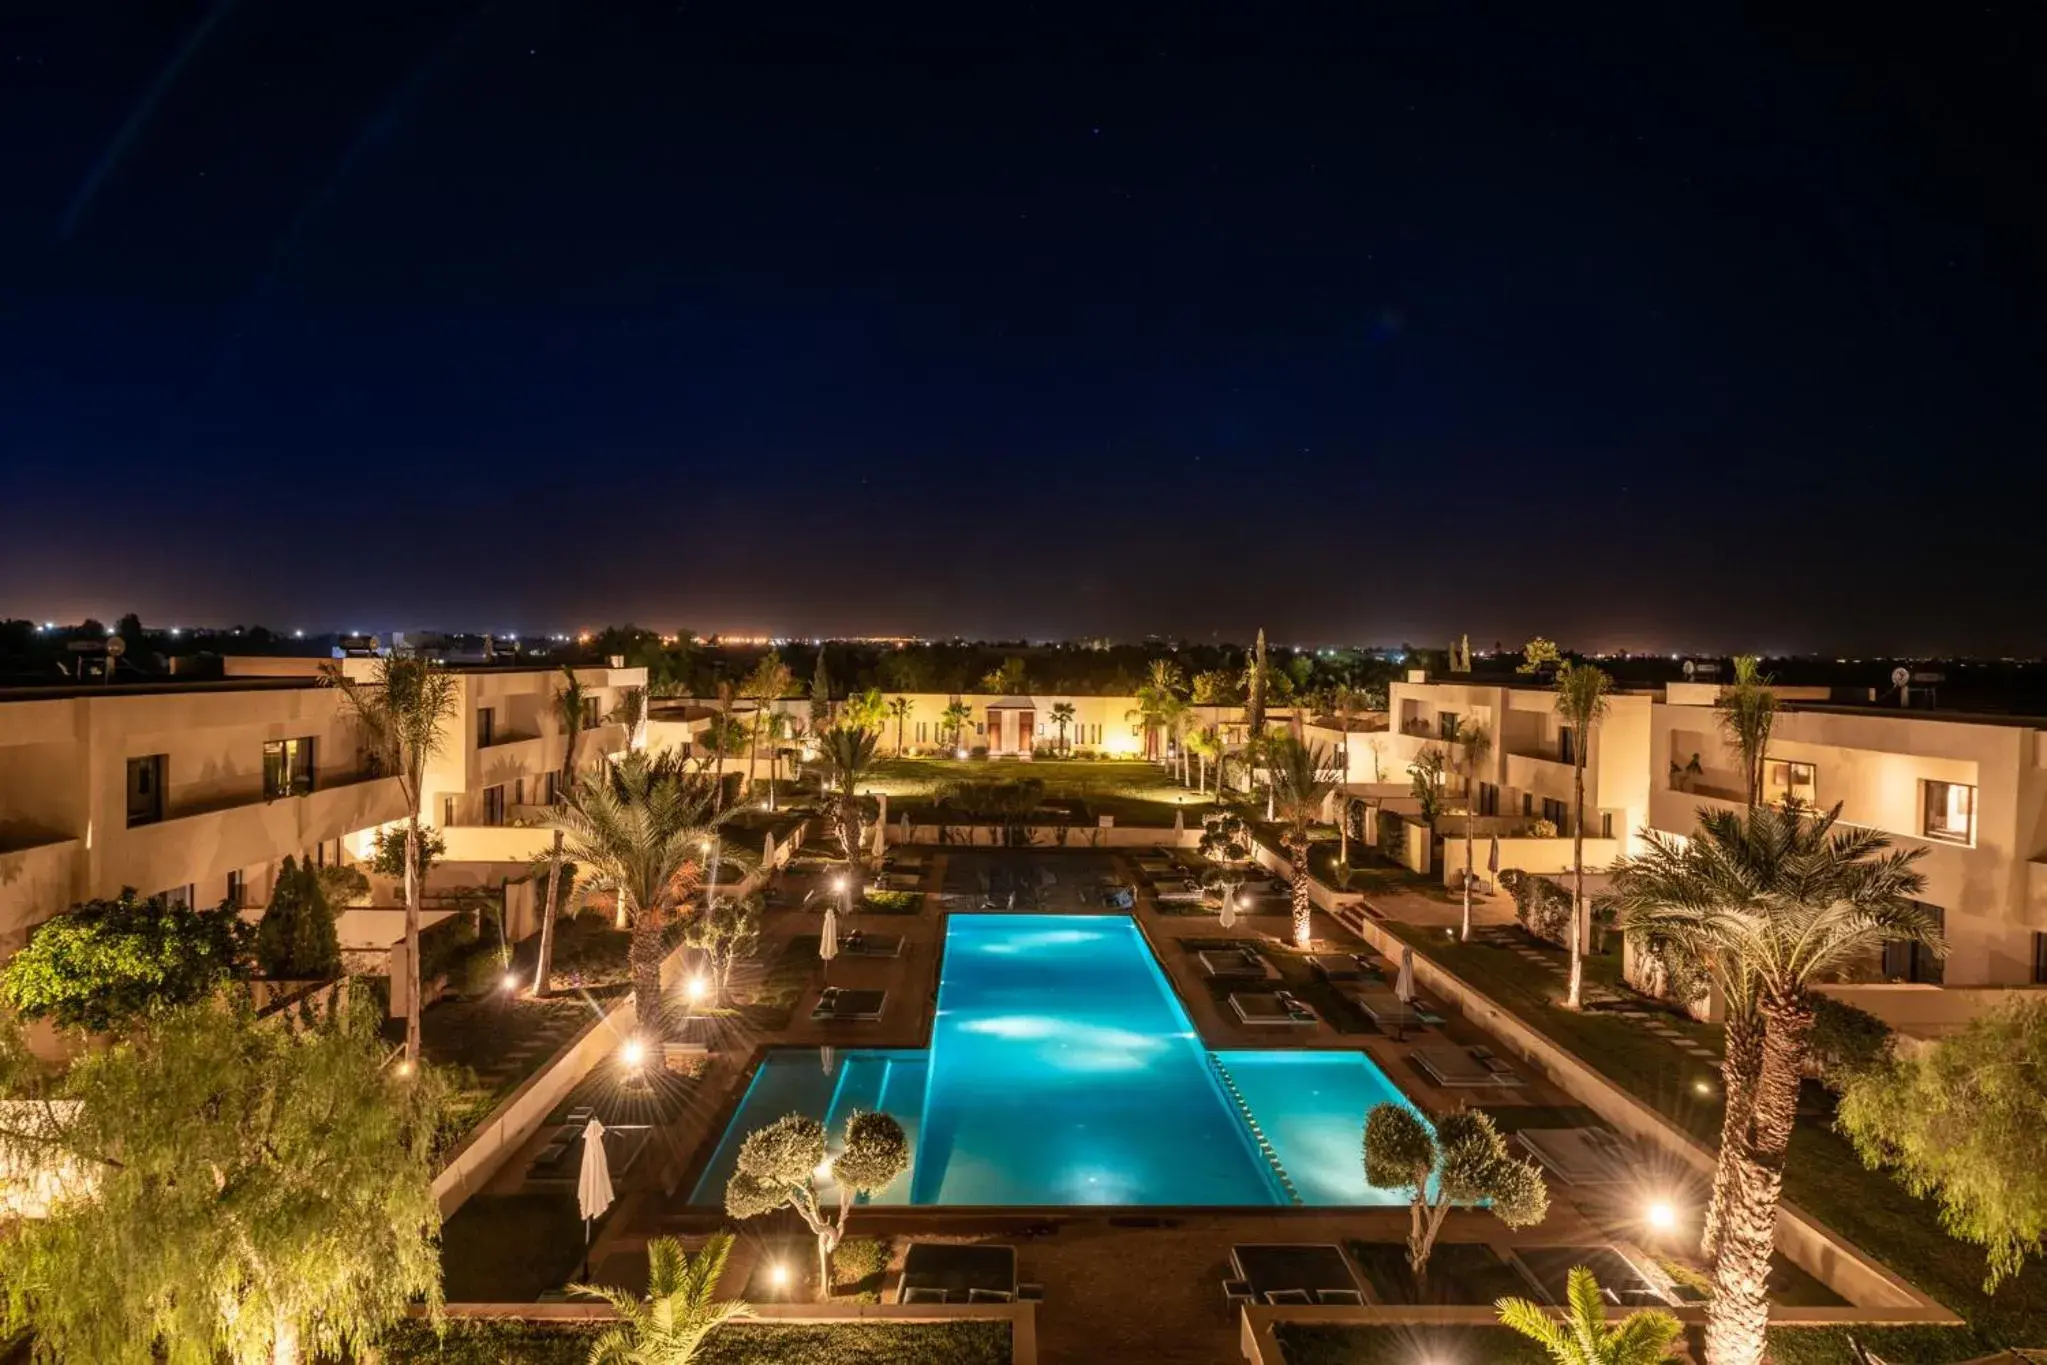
[[1272, 1322, 1993, 1365], [374, 1318, 1012, 1365], [1381, 922, 2047, 1347]]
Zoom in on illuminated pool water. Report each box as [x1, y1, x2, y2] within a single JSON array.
[[689, 914, 1416, 1206]]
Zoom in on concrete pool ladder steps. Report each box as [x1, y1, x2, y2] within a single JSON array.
[[1207, 1054, 1303, 1206]]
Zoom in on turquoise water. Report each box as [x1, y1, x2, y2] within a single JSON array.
[[689, 914, 1416, 1207]]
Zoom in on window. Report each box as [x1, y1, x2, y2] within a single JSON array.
[[581, 697, 601, 731], [1884, 903, 1945, 984], [126, 754, 166, 827], [2034, 933, 2047, 986], [1764, 758, 1816, 808], [263, 736, 316, 798], [1601, 812, 1613, 839], [1923, 780, 1976, 845], [514, 777, 526, 808], [225, 869, 245, 909], [1558, 726, 1577, 766], [1522, 793, 1534, 817], [538, 772, 557, 806], [160, 884, 195, 911], [1541, 797, 1569, 831], [1438, 711, 1460, 741], [483, 785, 506, 827], [1477, 781, 1499, 816], [442, 796, 456, 826], [476, 707, 496, 747]]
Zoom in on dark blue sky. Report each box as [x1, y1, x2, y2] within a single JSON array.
[[4, 2, 2044, 652]]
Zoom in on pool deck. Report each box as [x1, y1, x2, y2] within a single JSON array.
[[512, 841, 1653, 1363]]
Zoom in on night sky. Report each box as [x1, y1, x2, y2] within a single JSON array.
[[5, 2, 2044, 652]]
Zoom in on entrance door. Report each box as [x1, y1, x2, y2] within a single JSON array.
[[1017, 711, 1034, 754], [985, 708, 1002, 753]]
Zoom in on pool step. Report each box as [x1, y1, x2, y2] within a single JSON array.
[[1208, 1055, 1303, 1206]]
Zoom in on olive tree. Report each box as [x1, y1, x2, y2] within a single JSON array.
[[1364, 1103, 1549, 1285], [724, 1111, 909, 1300], [0, 996, 446, 1364], [1837, 996, 2047, 1291], [0, 890, 249, 1033]]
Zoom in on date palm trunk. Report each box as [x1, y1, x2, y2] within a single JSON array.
[[403, 815, 423, 1062], [533, 828, 565, 996], [1286, 831, 1312, 948], [629, 900, 668, 1046], [1701, 1005, 1762, 1261], [1705, 996, 1812, 1365], [1565, 755, 1587, 1008]]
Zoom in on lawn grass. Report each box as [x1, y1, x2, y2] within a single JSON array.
[[437, 1193, 586, 1304], [376, 1319, 1011, 1365], [866, 758, 1215, 828], [1382, 923, 2047, 1347]]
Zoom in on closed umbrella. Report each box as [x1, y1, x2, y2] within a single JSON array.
[[819, 905, 840, 982], [1218, 886, 1237, 930], [765, 832, 776, 868], [1395, 946, 1416, 1003], [900, 810, 911, 843], [576, 1117, 614, 1278], [820, 1045, 837, 1076], [1487, 835, 1501, 883], [1173, 806, 1185, 834]]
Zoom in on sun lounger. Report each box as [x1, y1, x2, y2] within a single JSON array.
[[1221, 1278, 1255, 1306], [1414, 1045, 1527, 1088], [966, 1287, 1013, 1303], [1263, 1288, 1315, 1305], [1199, 947, 1269, 979], [1230, 991, 1318, 1026], [841, 931, 903, 958], [1514, 1128, 1635, 1186], [812, 988, 886, 1022], [1343, 987, 1419, 1035], [1315, 1288, 1364, 1305], [1305, 953, 1375, 984], [900, 1285, 947, 1304]]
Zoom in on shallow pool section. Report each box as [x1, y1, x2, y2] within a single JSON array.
[[688, 914, 1413, 1207]]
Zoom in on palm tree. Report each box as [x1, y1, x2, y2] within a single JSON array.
[[710, 678, 738, 813], [941, 699, 972, 755], [534, 666, 589, 998], [1049, 701, 1076, 755], [322, 657, 459, 1063], [608, 685, 648, 752], [573, 1233, 753, 1365], [1186, 724, 1222, 794], [761, 711, 789, 812], [1244, 631, 1268, 802], [1496, 1266, 1682, 1365], [887, 695, 911, 754], [1552, 662, 1612, 1009], [742, 653, 794, 800], [814, 725, 880, 900], [1455, 718, 1493, 942], [550, 749, 728, 1047], [1266, 736, 1335, 948], [1606, 805, 1935, 1365], [1716, 655, 1778, 807]]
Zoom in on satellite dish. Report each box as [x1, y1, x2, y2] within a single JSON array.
[[105, 636, 127, 658], [366, 635, 382, 652], [1890, 667, 1910, 689], [1682, 660, 1696, 678]]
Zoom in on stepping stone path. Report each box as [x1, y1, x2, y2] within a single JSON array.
[[1610, 1003, 1723, 1065]]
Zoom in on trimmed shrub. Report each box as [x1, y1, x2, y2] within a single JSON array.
[[1805, 994, 1895, 1085], [255, 856, 342, 980]]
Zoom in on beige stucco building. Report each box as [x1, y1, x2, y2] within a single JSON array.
[[0, 660, 647, 961], [1651, 681, 2047, 991]]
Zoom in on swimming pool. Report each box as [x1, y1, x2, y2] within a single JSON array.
[[689, 914, 1418, 1207]]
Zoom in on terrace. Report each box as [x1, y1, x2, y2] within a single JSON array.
[[404, 796, 1989, 1365]]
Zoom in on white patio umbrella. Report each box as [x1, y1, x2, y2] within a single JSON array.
[[576, 1117, 614, 1277], [1395, 946, 1416, 1004], [1218, 887, 1237, 930], [1173, 806, 1185, 834], [819, 904, 840, 982], [765, 831, 777, 868], [820, 1045, 837, 1076], [1487, 835, 1501, 886]]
